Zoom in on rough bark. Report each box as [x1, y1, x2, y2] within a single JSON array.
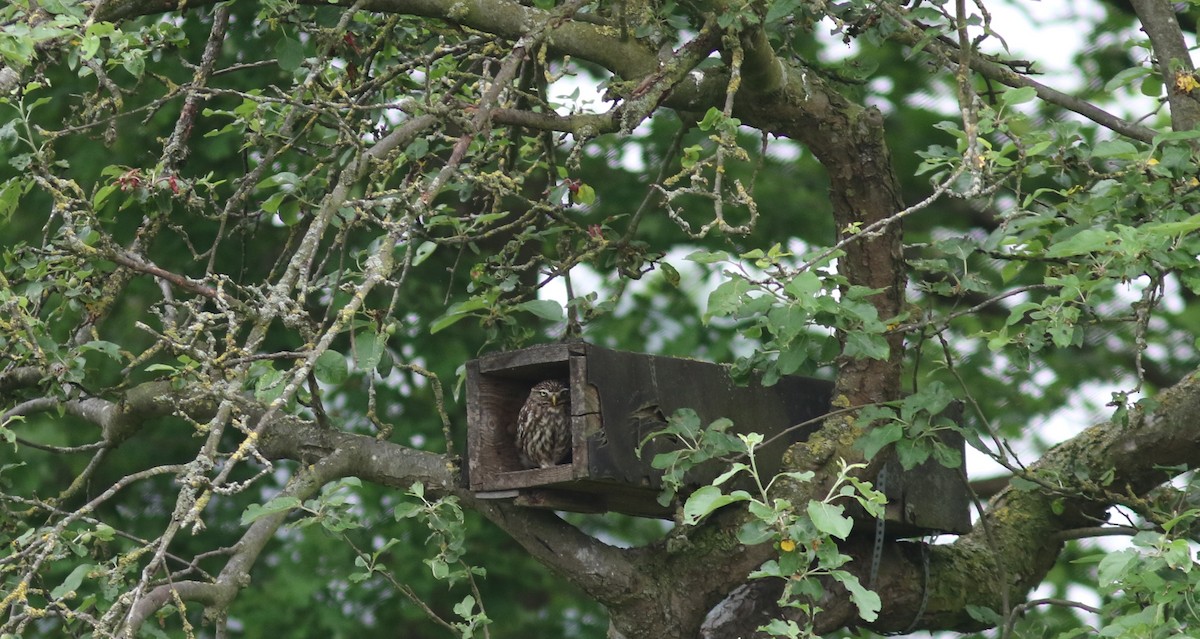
[[1129, 0, 1200, 133], [700, 370, 1200, 635]]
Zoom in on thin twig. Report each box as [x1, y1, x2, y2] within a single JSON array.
[[878, 2, 1157, 143], [1052, 526, 1142, 542]]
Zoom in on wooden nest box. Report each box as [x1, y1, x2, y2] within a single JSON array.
[[465, 342, 970, 536]]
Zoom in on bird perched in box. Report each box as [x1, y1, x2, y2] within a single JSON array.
[[516, 379, 571, 468]]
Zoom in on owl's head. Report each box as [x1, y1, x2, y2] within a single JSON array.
[[531, 379, 568, 406]]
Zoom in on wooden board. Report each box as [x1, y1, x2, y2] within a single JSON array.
[[465, 341, 971, 535]]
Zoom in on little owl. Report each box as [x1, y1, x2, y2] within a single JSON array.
[[516, 379, 571, 468]]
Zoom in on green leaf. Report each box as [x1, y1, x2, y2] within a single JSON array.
[[87, 22, 117, 36], [453, 595, 477, 619], [254, 366, 285, 402], [831, 570, 881, 621], [758, 619, 801, 638], [855, 422, 902, 460], [1152, 129, 1200, 145], [1140, 75, 1163, 97], [1103, 66, 1150, 93], [79, 340, 122, 360], [79, 32, 101, 60], [784, 271, 820, 298], [1009, 476, 1041, 491], [683, 486, 744, 524], [1001, 86, 1037, 106], [404, 137, 429, 159], [314, 350, 348, 385], [276, 37, 305, 71], [739, 432, 763, 448], [749, 558, 783, 580], [430, 298, 488, 334], [430, 312, 469, 334], [843, 332, 890, 360], [122, 51, 145, 78], [705, 278, 752, 321], [737, 519, 774, 545], [1006, 301, 1040, 326], [353, 330, 385, 371], [241, 496, 301, 526], [516, 299, 563, 322], [931, 444, 963, 469], [685, 250, 726, 264], [393, 503, 422, 520], [261, 190, 287, 213], [1090, 139, 1140, 159], [0, 177, 27, 221], [256, 172, 298, 189], [1045, 228, 1117, 257], [807, 501, 852, 539], [698, 107, 724, 131], [895, 438, 931, 469], [412, 240, 436, 266], [965, 605, 1003, 625], [574, 183, 596, 205], [765, 0, 800, 23], [659, 262, 681, 287], [92, 182, 117, 210], [1097, 550, 1136, 587], [711, 463, 749, 486], [1144, 212, 1200, 237], [1161, 508, 1200, 533], [50, 563, 93, 600], [648, 449, 685, 470]]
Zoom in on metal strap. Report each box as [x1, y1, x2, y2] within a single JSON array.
[[870, 466, 931, 635], [903, 542, 931, 634], [869, 467, 887, 590]]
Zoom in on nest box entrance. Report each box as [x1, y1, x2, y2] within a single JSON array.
[[465, 341, 970, 536]]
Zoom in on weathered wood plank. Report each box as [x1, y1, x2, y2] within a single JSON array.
[[465, 342, 971, 533]]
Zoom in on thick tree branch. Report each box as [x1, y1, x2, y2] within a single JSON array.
[[256, 410, 642, 605], [471, 502, 641, 605], [5, 370, 639, 616], [3, 377, 215, 446], [489, 108, 618, 136], [0, 367, 46, 394], [122, 581, 226, 633], [123, 450, 349, 636], [52, 380, 642, 616], [920, 368, 1200, 627], [702, 366, 1200, 635], [1129, 0, 1200, 132], [95, 0, 661, 81], [10, 376, 626, 584]]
